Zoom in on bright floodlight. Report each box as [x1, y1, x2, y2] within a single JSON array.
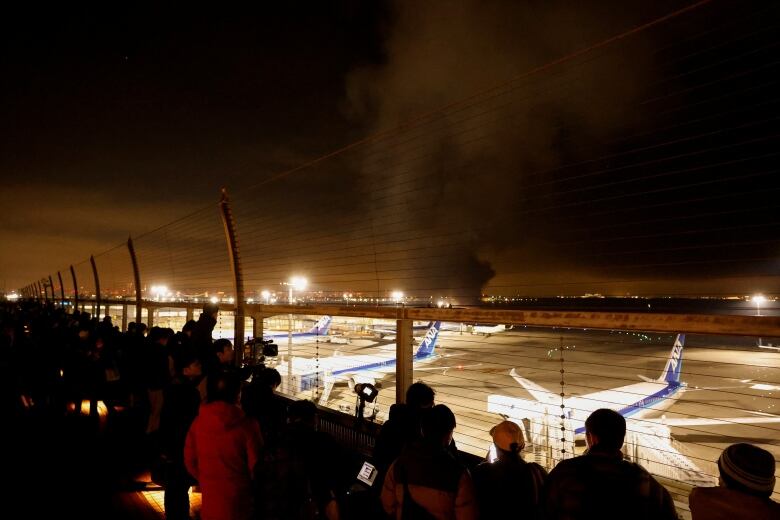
[[151, 284, 168, 296], [753, 294, 767, 316], [150, 284, 170, 301], [391, 290, 404, 303], [290, 276, 308, 291], [261, 290, 271, 303], [437, 300, 445, 308], [209, 296, 219, 304]]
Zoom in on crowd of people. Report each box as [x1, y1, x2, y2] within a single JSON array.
[[1, 300, 778, 519]]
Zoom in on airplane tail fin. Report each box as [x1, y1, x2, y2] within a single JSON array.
[[309, 316, 332, 335], [659, 334, 685, 384], [414, 321, 441, 359]]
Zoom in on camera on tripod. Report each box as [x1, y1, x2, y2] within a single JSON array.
[[245, 337, 279, 366], [259, 338, 278, 357], [354, 383, 378, 403], [353, 382, 378, 422]]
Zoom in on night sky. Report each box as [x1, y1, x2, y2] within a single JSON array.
[[2, 1, 779, 299]]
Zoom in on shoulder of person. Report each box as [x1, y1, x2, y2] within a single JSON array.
[[527, 461, 549, 477]]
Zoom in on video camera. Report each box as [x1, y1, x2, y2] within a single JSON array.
[[258, 338, 278, 357], [245, 337, 279, 366]]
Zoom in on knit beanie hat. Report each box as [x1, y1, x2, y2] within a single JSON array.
[[718, 443, 776, 496]]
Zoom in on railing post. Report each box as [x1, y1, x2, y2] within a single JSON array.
[[253, 314, 264, 341], [186, 306, 194, 322], [219, 189, 245, 365], [121, 304, 128, 332], [127, 237, 143, 325], [70, 265, 79, 312], [41, 279, 49, 303], [48, 275, 55, 304], [148, 306, 155, 327], [57, 271, 65, 307], [396, 318, 414, 404], [36, 281, 43, 302], [90, 255, 101, 319]]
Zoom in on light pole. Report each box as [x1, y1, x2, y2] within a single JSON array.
[[753, 294, 766, 316], [284, 276, 307, 392]]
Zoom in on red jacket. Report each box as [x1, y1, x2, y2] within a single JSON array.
[[185, 401, 263, 520]]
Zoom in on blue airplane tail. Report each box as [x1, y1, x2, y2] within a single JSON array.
[[659, 334, 685, 384], [308, 316, 332, 335], [414, 321, 441, 359]]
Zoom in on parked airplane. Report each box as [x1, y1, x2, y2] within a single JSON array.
[[369, 321, 433, 339], [275, 321, 443, 403], [487, 334, 780, 437], [472, 324, 511, 336], [263, 315, 332, 341]]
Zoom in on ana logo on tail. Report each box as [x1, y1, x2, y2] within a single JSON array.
[[415, 321, 442, 358], [662, 334, 685, 384], [310, 316, 332, 334]]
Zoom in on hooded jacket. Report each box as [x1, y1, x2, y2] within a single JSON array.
[[185, 401, 263, 520]]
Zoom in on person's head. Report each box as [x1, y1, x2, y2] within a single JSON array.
[[258, 367, 281, 390], [148, 326, 170, 345], [182, 319, 197, 336], [490, 420, 525, 455], [207, 370, 242, 404], [288, 399, 317, 428], [136, 322, 148, 336], [718, 443, 776, 497], [214, 338, 234, 365], [421, 404, 456, 447], [174, 352, 202, 380], [584, 408, 626, 451], [406, 382, 435, 410]]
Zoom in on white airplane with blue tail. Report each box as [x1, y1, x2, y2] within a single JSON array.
[[487, 334, 780, 485], [275, 321, 444, 403], [488, 334, 780, 436], [263, 315, 332, 342]]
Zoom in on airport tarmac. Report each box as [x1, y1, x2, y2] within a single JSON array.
[[277, 325, 780, 501]]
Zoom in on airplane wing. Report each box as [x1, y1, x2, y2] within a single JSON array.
[[626, 421, 717, 487], [414, 363, 483, 374], [351, 374, 376, 387], [645, 415, 780, 427], [509, 368, 559, 404]]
